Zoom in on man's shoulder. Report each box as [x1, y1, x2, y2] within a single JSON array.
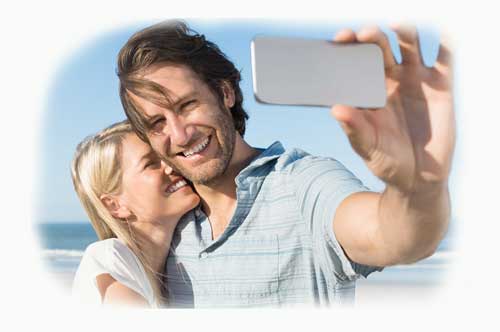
[[245, 141, 344, 176], [275, 146, 345, 174]]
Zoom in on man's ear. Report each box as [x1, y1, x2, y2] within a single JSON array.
[[100, 194, 132, 219], [221, 81, 235, 109]]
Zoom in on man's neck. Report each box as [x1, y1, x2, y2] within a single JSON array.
[[194, 135, 260, 239]]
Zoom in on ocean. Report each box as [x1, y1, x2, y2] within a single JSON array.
[[37, 222, 456, 299]]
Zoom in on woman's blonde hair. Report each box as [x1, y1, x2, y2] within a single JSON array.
[[71, 120, 165, 306]]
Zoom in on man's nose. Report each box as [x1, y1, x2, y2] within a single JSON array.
[[162, 161, 173, 175], [169, 116, 191, 147]]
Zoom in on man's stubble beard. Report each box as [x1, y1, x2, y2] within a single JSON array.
[[161, 106, 236, 186]]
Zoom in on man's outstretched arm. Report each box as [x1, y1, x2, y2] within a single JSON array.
[[331, 25, 454, 267], [334, 184, 450, 267]]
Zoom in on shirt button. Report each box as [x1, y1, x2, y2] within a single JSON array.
[[199, 252, 208, 259]]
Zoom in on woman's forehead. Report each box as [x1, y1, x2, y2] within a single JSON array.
[[122, 133, 153, 164]]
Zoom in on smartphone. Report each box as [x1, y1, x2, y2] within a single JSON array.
[[251, 36, 386, 108]]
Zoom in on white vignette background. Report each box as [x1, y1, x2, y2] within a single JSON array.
[[1, 0, 498, 330]]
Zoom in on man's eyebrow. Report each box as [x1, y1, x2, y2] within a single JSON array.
[[170, 91, 199, 107], [143, 91, 199, 122], [144, 113, 163, 123]]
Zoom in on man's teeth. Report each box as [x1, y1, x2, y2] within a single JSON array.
[[182, 137, 210, 157], [167, 180, 187, 193]]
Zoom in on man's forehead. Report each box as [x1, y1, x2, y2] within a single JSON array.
[[130, 64, 203, 117], [129, 89, 197, 118], [142, 63, 200, 86]]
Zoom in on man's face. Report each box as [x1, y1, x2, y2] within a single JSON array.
[[130, 64, 236, 185]]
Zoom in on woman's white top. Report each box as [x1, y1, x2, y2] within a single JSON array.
[[71, 238, 156, 307]]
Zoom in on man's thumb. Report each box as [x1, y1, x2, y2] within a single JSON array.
[[331, 105, 375, 160]]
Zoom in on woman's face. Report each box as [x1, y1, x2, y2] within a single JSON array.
[[115, 133, 200, 222]]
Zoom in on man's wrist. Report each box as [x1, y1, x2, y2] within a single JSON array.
[[385, 179, 448, 200], [381, 180, 450, 227]]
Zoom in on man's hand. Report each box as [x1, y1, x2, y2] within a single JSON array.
[[331, 25, 454, 267], [332, 25, 454, 193]]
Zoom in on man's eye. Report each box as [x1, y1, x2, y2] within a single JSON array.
[[182, 100, 197, 110], [149, 118, 166, 135]]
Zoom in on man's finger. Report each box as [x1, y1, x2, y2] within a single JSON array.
[[334, 28, 357, 43], [435, 35, 453, 73], [390, 24, 422, 65], [356, 26, 397, 68]]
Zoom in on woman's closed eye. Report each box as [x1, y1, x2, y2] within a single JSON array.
[[144, 158, 161, 170]]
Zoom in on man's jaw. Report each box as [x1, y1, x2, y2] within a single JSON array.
[[163, 133, 230, 185]]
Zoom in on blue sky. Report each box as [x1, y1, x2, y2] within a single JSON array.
[[35, 19, 454, 223]]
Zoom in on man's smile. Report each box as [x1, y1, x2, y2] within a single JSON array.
[[171, 134, 217, 167], [180, 136, 211, 158]]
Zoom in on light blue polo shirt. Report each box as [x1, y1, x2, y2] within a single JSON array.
[[164, 141, 382, 307]]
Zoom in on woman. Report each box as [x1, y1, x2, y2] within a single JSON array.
[[71, 120, 200, 307]]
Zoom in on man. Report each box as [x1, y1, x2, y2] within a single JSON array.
[[116, 21, 454, 307]]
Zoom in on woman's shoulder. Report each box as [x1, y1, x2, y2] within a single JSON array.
[[84, 238, 128, 256], [74, 238, 154, 305], [82, 238, 140, 271]]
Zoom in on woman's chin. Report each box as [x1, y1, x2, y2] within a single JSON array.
[[184, 192, 201, 211], [173, 192, 200, 217]]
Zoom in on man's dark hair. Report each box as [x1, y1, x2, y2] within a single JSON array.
[[116, 20, 248, 142]]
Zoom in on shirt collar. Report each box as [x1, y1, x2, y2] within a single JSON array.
[[235, 141, 284, 186]]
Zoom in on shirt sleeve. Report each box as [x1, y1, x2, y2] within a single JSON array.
[[291, 155, 383, 283], [71, 239, 155, 306]]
